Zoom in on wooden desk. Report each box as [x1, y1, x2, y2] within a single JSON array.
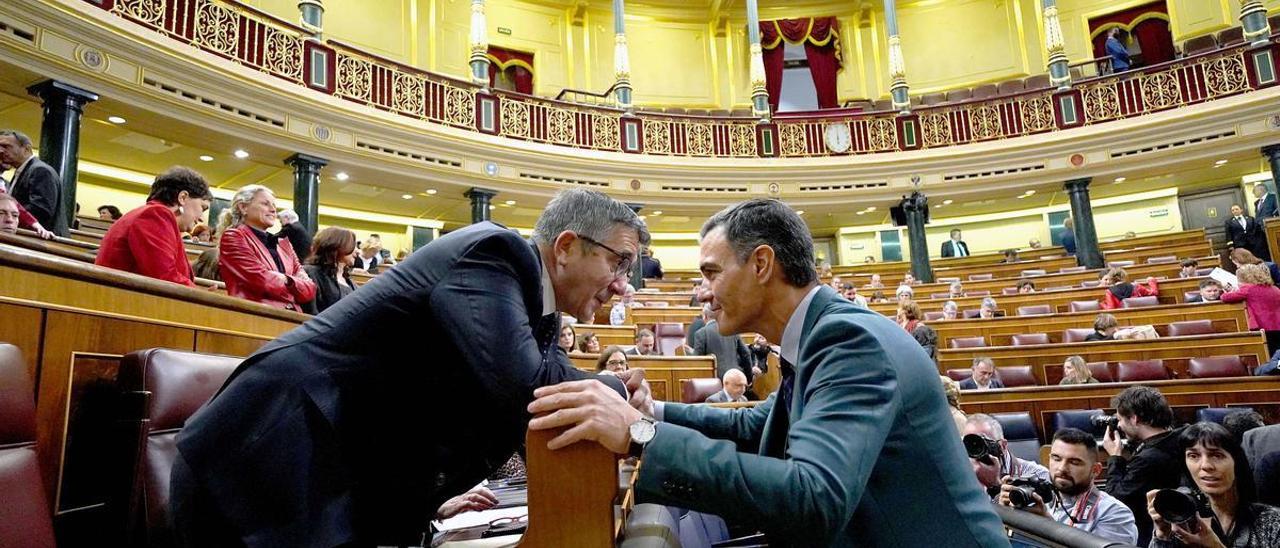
[[573, 324, 636, 348], [869, 276, 1206, 315], [568, 353, 715, 402], [627, 306, 702, 328], [643, 279, 696, 292], [930, 302, 1248, 348]]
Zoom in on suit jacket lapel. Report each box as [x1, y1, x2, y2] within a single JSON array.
[[757, 286, 837, 458]]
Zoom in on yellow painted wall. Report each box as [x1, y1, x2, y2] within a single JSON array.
[[649, 237, 702, 270]]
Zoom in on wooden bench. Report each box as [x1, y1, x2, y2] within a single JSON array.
[[3, 230, 225, 292], [869, 276, 1206, 315], [573, 324, 636, 348], [568, 353, 715, 402], [930, 302, 1249, 348], [627, 306, 703, 328]]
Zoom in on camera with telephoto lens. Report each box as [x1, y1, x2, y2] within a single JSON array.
[[1090, 414, 1119, 432], [963, 433, 1002, 465], [1007, 477, 1055, 509], [1153, 487, 1211, 531]]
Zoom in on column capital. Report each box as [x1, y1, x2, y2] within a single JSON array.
[[465, 187, 498, 200], [1064, 177, 1092, 191], [27, 80, 99, 107], [1261, 144, 1280, 159], [284, 153, 329, 169]]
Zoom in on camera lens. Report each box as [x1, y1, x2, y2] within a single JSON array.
[[963, 434, 990, 460], [1153, 489, 1199, 524], [1008, 487, 1034, 508]]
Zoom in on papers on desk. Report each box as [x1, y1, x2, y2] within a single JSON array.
[[435, 505, 528, 532], [1210, 268, 1238, 290]]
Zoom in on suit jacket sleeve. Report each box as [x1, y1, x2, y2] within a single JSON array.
[[127, 206, 195, 286], [279, 239, 317, 304], [941, 241, 954, 257], [692, 326, 708, 356], [659, 395, 775, 452], [735, 340, 752, 373], [22, 164, 60, 228], [634, 318, 900, 545], [219, 228, 295, 301]]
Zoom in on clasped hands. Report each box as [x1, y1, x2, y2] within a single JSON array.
[[527, 368, 654, 454]]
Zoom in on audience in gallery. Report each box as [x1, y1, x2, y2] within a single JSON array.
[[964, 413, 1051, 494], [0, 129, 62, 234], [1028, 237, 1042, 249], [1086, 313, 1119, 341], [640, 246, 663, 279], [1220, 264, 1280, 350], [94, 167, 212, 288], [839, 282, 868, 308], [902, 272, 919, 286], [301, 226, 358, 314], [1062, 216, 1077, 256], [626, 328, 661, 356], [97, 204, 123, 221], [865, 273, 884, 289], [216, 184, 316, 311], [704, 369, 748, 404], [1059, 355, 1098, 385], [1149, 422, 1280, 548], [896, 300, 937, 360], [979, 296, 1000, 319], [942, 300, 960, 320], [1179, 258, 1199, 278], [1256, 182, 1278, 219], [276, 209, 312, 263], [594, 345, 629, 373], [1102, 386, 1184, 547], [1100, 267, 1159, 310], [610, 283, 642, 326], [1002, 249, 1020, 263], [939, 375, 966, 432], [960, 356, 1004, 390], [1186, 279, 1224, 303], [1016, 279, 1036, 293], [577, 332, 600, 353], [1227, 203, 1272, 262], [0, 194, 20, 234], [1229, 248, 1280, 286]]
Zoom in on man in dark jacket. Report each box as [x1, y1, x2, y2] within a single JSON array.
[[1102, 386, 1184, 547], [691, 311, 752, 382], [171, 188, 650, 547], [276, 209, 313, 262], [0, 129, 63, 234], [1226, 204, 1271, 261]]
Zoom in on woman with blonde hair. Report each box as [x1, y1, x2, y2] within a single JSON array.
[[217, 184, 316, 310], [1100, 266, 1158, 309], [940, 375, 966, 433], [1059, 355, 1098, 385], [1222, 263, 1280, 354], [1229, 248, 1280, 286]]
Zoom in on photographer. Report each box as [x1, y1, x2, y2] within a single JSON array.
[[997, 428, 1137, 545], [964, 414, 1050, 493], [1104, 386, 1185, 546], [1147, 422, 1280, 547]]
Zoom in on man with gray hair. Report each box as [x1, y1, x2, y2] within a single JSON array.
[[705, 368, 748, 403], [172, 188, 652, 547], [529, 198, 1007, 546], [0, 129, 63, 234], [275, 208, 313, 262], [964, 413, 1050, 496]]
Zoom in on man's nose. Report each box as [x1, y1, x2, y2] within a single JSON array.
[[608, 275, 627, 295]]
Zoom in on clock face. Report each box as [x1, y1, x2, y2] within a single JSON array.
[[824, 123, 852, 153]]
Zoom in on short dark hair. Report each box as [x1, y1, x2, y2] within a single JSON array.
[[1015, 279, 1035, 291], [1199, 279, 1222, 290], [1222, 410, 1265, 444], [1111, 386, 1174, 428], [1179, 422, 1257, 505], [701, 199, 817, 287], [147, 166, 212, 206], [1180, 259, 1199, 268], [369, 233, 381, 239], [1053, 427, 1098, 455], [595, 345, 627, 372], [950, 228, 961, 236], [97, 205, 123, 220]]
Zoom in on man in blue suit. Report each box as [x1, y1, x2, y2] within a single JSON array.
[[1106, 28, 1130, 72], [530, 199, 1008, 546], [1256, 183, 1278, 220]]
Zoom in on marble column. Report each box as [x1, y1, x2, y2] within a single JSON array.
[[902, 192, 933, 283], [1064, 178, 1104, 269], [884, 0, 911, 113], [469, 0, 490, 87], [466, 188, 497, 224], [285, 153, 327, 236], [612, 0, 633, 110], [27, 80, 98, 236], [1043, 0, 1071, 88], [745, 0, 770, 119]]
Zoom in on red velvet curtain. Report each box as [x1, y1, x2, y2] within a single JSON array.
[[1087, 1, 1174, 67], [758, 17, 842, 110], [1132, 18, 1175, 65], [487, 46, 534, 94]]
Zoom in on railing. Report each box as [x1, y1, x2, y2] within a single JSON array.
[[555, 82, 621, 108], [87, 0, 1280, 159]]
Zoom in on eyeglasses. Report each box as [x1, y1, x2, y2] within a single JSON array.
[[578, 234, 633, 278], [606, 359, 628, 367]]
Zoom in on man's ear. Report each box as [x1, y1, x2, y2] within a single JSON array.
[[552, 230, 578, 267], [751, 245, 775, 285], [1091, 461, 1103, 478]]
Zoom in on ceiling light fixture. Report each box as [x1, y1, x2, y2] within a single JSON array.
[[795, 210, 805, 215], [942, 199, 953, 205], [198, 155, 214, 162], [401, 194, 413, 200], [233, 149, 249, 159], [107, 116, 127, 124], [1215, 159, 1229, 166], [488, 205, 496, 210], [426, 189, 438, 195], [856, 211, 865, 215], [335, 172, 349, 181], [504, 200, 516, 206], [1114, 177, 1126, 183], [1024, 189, 1036, 196], [865, 206, 877, 212], [651, 211, 663, 216]]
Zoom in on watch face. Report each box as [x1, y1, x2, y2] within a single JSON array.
[[630, 418, 657, 444], [824, 123, 852, 153]]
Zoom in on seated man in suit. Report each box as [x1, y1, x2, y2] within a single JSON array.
[[942, 228, 970, 257], [705, 369, 748, 403], [626, 328, 662, 356], [528, 198, 1008, 547], [1226, 203, 1271, 261], [1256, 183, 1278, 220], [171, 188, 651, 547], [959, 357, 1005, 390], [1186, 279, 1223, 303]]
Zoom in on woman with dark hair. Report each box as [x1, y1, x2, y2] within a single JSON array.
[[1101, 267, 1159, 309], [97, 204, 123, 221], [595, 345, 628, 373], [302, 227, 357, 313], [578, 332, 600, 353], [1087, 313, 1119, 341], [95, 166, 212, 286], [557, 319, 576, 354], [1148, 422, 1280, 547]]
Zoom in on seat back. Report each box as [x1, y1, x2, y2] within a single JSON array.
[[1020, 270, 1047, 277], [963, 309, 983, 319], [931, 292, 952, 299], [645, 301, 670, 307], [1122, 296, 1160, 308], [1107, 260, 1135, 268], [1050, 409, 1108, 439], [1188, 356, 1248, 379], [998, 80, 1026, 95], [968, 290, 991, 297], [1117, 359, 1171, 382], [1079, 280, 1102, 288], [997, 366, 1038, 387], [116, 349, 242, 548], [1011, 333, 1050, 346], [654, 323, 686, 356], [1086, 362, 1115, 383], [1169, 320, 1214, 337], [679, 378, 723, 404], [945, 89, 972, 103], [1069, 300, 1101, 313], [1002, 287, 1019, 295], [1059, 266, 1087, 273], [946, 369, 972, 382], [923, 311, 945, 321], [1197, 407, 1252, 424], [949, 336, 986, 349], [968, 274, 993, 281], [992, 412, 1041, 463], [971, 84, 998, 99], [1146, 255, 1178, 264], [1016, 305, 1052, 316], [937, 277, 960, 283], [1217, 27, 1244, 46], [1063, 328, 1096, 343], [0, 343, 56, 548], [1184, 35, 1219, 55]]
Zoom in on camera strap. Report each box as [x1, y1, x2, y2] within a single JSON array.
[[1060, 487, 1100, 527]]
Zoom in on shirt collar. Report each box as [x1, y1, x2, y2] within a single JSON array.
[[780, 285, 823, 365], [248, 225, 278, 247], [12, 155, 34, 182], [540, 259, 557, 317]]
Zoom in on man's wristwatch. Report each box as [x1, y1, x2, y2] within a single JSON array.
[[628, 417, 657, 458]]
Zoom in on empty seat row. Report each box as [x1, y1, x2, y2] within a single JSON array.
[[948, 355, 1250, 387]]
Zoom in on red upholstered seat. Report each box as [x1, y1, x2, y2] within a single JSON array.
[[945, 89, 972, 103], [998, 366, 1038, 387], [1146, 255, 1178, 264], [1189, 356, 1248, 379], [1020, 270, 1047, 277], [998, 80, 1026, 95], [1184, 35, 1218, 55], [1218, 27, 1244, 46], [971, 84, 998, 99], [1196, 268, 1215, 276], [950, 336, 986, 349], [1069, 300, 1101, 312], [1108, 260, 1135, 268], [969, 274, 993, 281], [1063, 328, 1096, 343], [1122, 296, 1159, 308], [1059, 266, 1088, 273], [1024, 74, 1051, 89], [115, 349, 242, 548], [963, 309, 983, 319], [680, 378, 723, 403], [1011, 333, 1050, 346], [655, 323, 685, 356], [1086, 362, 1115, 383], [1117, 360, 1171, 382], [0, 343, 56, 548], [937, 277, 961, 283], [1168, 320, 1214, 337], [931, 292, 952, 299], [1002, 287, 1019, 295], [924, 311, 945, 321], [946, 369, 972, 382], [968, 290, 991, 297], [1016, 305, 1053, 316]]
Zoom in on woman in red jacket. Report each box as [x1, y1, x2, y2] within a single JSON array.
[[217, 184, 316, 310], [95, 167, 211, 286], [1099, 267, 1158, 309]]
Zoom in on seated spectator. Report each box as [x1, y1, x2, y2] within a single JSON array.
[[1179, 258, 1199, 278], [190, 223, 213, 244], [97, 204, 122, 221], [595, 345, 628, 373], [1148, 422, 1280, 548], [979, 297, 999, 319], [626, 328, 661, 356], [864, 255, 877, 264], [866, 273, 884, 289], [940, 376, 966, 433], [1028, 237, 1042, 249], [0, 189, 52, 239], [964, 413, 1050, 496], [997, 429, 1137, 545], [1060, 355, 1099, 385], [557, 319, 576, 354], [705, 369, 748, 403], [354, 241, 382, 273], [869, 290, 889, 304], [1103, 386, 1183, 547], [840, 282, 868, 308], [897, 300, 937, 359], [1016, 279, 1036, 294], [0, 194, 19, 234], [948, 280, 965, 299], [95, 167, 212, 287], [1002, 249, 1020, 263], [895, 284, 914, 304], [1087, 313, 1119, 341], [301, 226, 357, 314], [942, 300, 959, 320], [960, 357, 1004, 390], [1187, 279, 1224, 303], [577, 332, 600, 353], [216, 184, 316, 310], [277, 209, 313, 263], [1230, 248, 1280, 286], [1221, 263, 1280, 336], [1100, 267, 1158, 309], [902, 272, 918, 286], [610, 283, 642, 326], [828, 275, 842, 290]]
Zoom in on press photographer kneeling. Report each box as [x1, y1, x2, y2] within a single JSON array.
[[994, 428, 1138, 545]]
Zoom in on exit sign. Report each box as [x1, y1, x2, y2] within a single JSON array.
[[497, 27, 512, 35]]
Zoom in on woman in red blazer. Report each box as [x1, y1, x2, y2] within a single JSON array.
[[217, 185, 316, 310], [95, 167, 211, 286], [1221, 263, 1280, 331], [1099, 267, 1159, 309]]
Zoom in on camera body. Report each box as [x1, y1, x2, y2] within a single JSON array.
[[1090, 414, 1119, 432], [1008, 477, 1055, 509], [963, 433, 1002, 464], [1153, 487, 1211, 530]]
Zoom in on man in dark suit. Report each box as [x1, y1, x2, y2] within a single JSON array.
[[171, 188, 651, 547], [0, 130, 63, 235], [691, 311, 752, 382], [1226, 203, 1271, 261], [958, 356, 1005, 390], [530, 199, 1008, 546], [275, 209, 313, 262], [941, 228, 970, 257], [640, 246, 663, 279], [1256, 183, 1278, 220]]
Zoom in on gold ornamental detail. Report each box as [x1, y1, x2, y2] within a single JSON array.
[[445, 88, 475, 126], [264, 28, 303, 82], [593, 115, 620, 150], [501, 99, 530, 137], [393, 73, 426, 117], [920, 113, 952, 147], [778, 123, 806, 156], [686, 123, 714, 156], [196, 1, 239, 56], [1020, 96, 1056, 132], [1081, 85, 1120, 122], [1205, 55, 1248, 96], [1140, 72, 1181, 110], [867, 118, 897, 151], [112, 0, 164, 26], [643, 120, 670, 154], [337, 54, 372, 102], [968, 105, 1002, 141], [547, 108, 575, 144]]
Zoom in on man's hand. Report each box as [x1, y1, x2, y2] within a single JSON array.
[[32, 223, 54, 240], [527, 379, 643, 453], [995, 476, 1049, 518], [751, 366, 763, 378], [435, 486, 499, 520], [615, 368, 654, 417], [1102, 426, 1124, 457]]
